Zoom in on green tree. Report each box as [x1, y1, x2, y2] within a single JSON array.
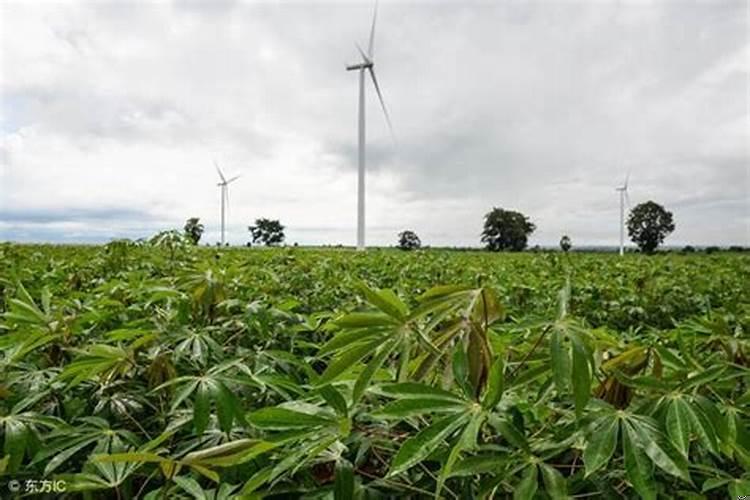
[[184, 217, 204, 245], [560, 235, 572, 253], [627, 201, 675, 253], [481, 207, 536, 251], [397, 230, 421, 251], [249, 218, 285, 246]]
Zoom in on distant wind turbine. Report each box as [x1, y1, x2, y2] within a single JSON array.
[[616, 172, 630, 256], [346, 0, 394, 251], [215, 161, 240, 246]]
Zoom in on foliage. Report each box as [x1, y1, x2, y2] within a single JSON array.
[[481, 207, 536, 252], [560, 235, 572, 253], [0, 245, 748, 498], [627, 201, 676, 253], [249, 218, 285, 247], [397, 230, 421, 251], [184, 218, 205, 245]]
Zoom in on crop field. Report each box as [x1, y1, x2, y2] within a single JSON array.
[[0, 242, 748, 498]]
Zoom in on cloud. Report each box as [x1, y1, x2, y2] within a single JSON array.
[[1, 0, 747, 247]]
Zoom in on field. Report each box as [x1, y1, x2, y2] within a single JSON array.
[[1, 242, 748, 498]]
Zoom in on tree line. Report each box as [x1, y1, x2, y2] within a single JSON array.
[[181, 200, 679, 253]]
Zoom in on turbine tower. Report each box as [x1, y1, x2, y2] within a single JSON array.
[[346, 0, 393, 251], [616, 173, 630, 256], [215, 161, 240, 246]]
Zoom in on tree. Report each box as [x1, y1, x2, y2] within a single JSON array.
[[481, 207, 536, 252], [249, 218, 285, 246], [397, 230, 421, 251], [183, 217, 204, 245], [626, 201, 675, 253], [560, 234, 572, 253]]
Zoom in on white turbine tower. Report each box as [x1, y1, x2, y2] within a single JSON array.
[[616, 173, 630, 256], [215, 161, 240, 246], [346, 0, 393, 251]]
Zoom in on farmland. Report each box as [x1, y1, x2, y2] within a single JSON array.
[[0, 242, 748, 498]]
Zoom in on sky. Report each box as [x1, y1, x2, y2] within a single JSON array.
[[1, 0, 748, 247]]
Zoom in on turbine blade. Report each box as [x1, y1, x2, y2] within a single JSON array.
[[368, 67, 394, 139], [624, 170, 630, 189], [226, 175, 241, 184], [355, 43, 370, 64], [625, 190, 631, 210], [367, 0, 378, 58], [214, 160, 227, 183]]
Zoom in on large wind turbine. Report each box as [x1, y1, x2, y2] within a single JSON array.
[[215, 161, 240, 246], [346, 0, 393, 251], [616, 173, 630, 256]]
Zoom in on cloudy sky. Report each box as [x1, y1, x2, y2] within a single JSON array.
[[1, 0, 748, 247]]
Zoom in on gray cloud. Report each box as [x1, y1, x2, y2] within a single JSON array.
[[1, 0, 747, 247]]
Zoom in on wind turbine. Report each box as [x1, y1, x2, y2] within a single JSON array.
[[616, 172, 630, 256], [346, 0, 394, 251], [215, 161, 240, 246]]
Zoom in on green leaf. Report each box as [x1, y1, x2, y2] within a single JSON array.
[[333, 460, 354, 500], [550, 327, 569, 392], [194, 381, 210, 436], [666, 397, 691, 458], [379, 383, 464, 402], [488, 415, 529, 453], [43, 437, 98, 476], [215, 382, 238, 433], [388, 413, 469, 477], [571, 338, 591, 417], [436, 412, 485, 496], [623, 422, 656, 500], [584, 415, 619, 477], [540, 463, 567, 500], [513, 464, 538, 500], [352, 341, 397, 405], [377, 398, 466, 418], [452, 345, 473, 398], [482, 356, 505, 409], [335, 312, 400, 328], [629, 417, 690, 482], [318, 338, 384, 384], [247, 408, 334, 430], [318, 328, 382, 356], [356, 282, 408, 320], [319, 385, 348, 417], [173, 476, 206, 500]]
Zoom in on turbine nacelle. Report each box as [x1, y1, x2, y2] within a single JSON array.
[[346, 61, 373, 71]]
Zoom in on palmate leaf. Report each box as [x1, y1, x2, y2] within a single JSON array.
[[539, 463, 567, 500], [583, 414, 619, 477], [627, 415, 690, 482], [622, 421, 656, 500], [376, 398, 467, 418], [317, 338, 385, 385], [388, 413, 469, 477], [666, 396, 692, 457], [513, 464, 538, 500], [482, 356, 505, 409], [333, 459, 354, 500], [247, 407, 336, 430], [436, 411, 485, 496]]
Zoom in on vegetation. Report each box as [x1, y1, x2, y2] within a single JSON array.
[[0, 242, 748, 498], [627, 201, 675, 254], [481, 208, 536, 252], [248, 219, 285, 247], [560, 235, 572, 253], [397, 230, 421, 251], [184, 218, 205, 245]]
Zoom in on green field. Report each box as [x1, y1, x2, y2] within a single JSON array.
[[1, 242, 748, 498]]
